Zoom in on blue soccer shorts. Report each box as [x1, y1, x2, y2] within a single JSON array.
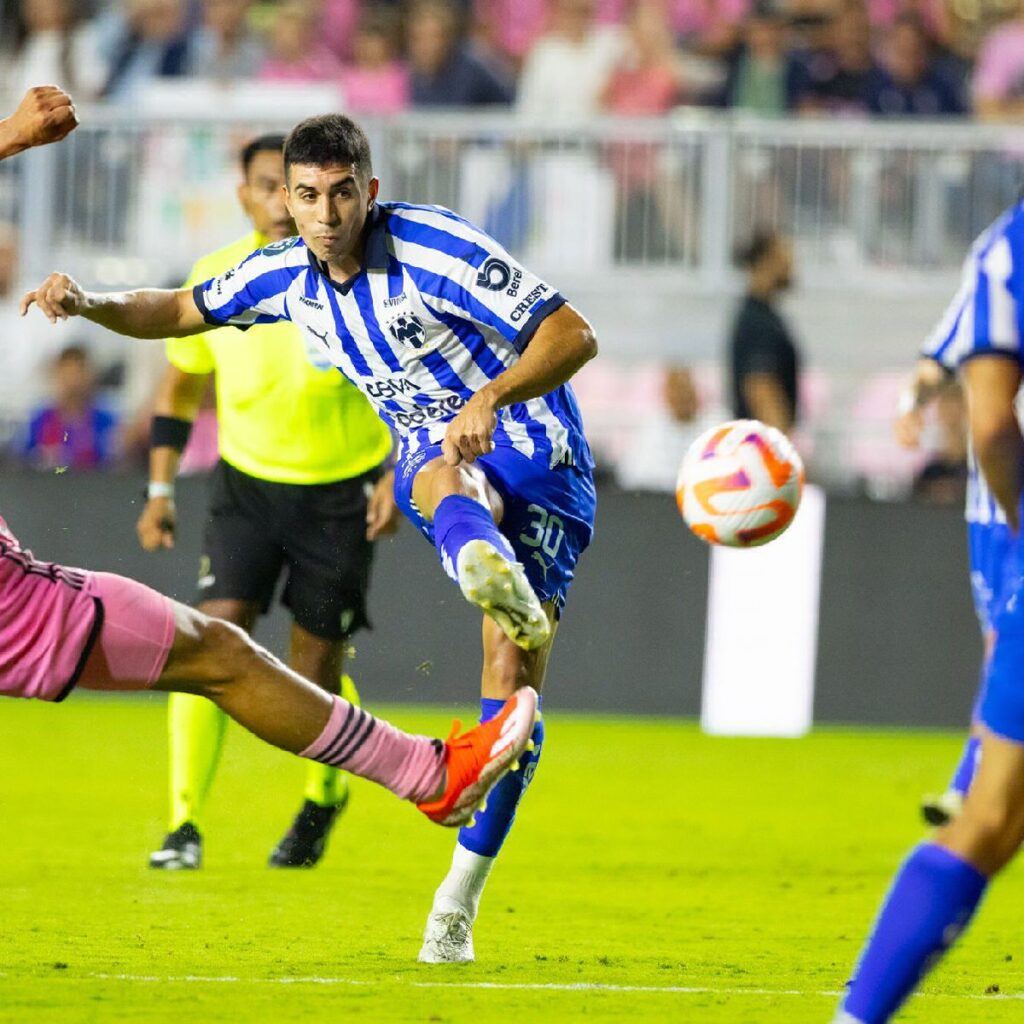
[[979, 523, 1024, 742], [968, 520, 1014, 635], [394, 442, 596, 615]]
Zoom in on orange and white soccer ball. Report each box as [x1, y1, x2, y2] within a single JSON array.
[[676, 420, 804, 548]]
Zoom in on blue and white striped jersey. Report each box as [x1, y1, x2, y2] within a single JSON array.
[[193, 201, 593, 473], [921, 201, 1024, 525]]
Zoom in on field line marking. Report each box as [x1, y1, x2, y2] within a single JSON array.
[[42, 974, 1021, 1001]]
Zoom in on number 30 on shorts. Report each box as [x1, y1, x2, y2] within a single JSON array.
[[518, 504, 565, 558]]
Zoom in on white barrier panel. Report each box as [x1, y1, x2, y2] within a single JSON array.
[[700, 483, 826, 737]]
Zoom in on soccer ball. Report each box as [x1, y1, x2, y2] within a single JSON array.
[[676, 420, 804, 548]]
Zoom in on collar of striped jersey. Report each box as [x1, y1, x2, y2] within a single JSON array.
[[305, 203, 388, 295]]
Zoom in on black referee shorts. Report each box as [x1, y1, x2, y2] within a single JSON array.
[[197, 459, 380, 641]]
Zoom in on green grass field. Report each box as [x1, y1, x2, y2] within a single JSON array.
[[2, 697, 1023, 1023]]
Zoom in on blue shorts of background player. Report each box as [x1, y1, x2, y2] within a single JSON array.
[[980, 528, 1024, 743], [394, 442, 596, 616], [968, 521, 1014, 634], [923, 521, 1016, 823]]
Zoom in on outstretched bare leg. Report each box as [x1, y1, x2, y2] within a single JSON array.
[[78, 592, 537, 828]]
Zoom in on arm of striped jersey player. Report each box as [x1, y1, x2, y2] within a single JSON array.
[[894, 359, 955, 450], [475, 302, 598, 410], [19, 274, 208, 338], [962, 355, 1024, 532], [442, 302, 598, 465]]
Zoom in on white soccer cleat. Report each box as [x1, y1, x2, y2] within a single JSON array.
[[456, 539, 550, 651], [418, 906, 475, 964]]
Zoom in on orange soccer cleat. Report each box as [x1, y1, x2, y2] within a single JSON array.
[[417, 686, 539, 827]]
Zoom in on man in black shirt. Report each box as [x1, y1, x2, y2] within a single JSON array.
[[729, 229, 800, 433]]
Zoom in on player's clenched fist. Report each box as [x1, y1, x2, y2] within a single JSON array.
[[19, 272, 86, 323], [2, 86, 77, 156], [442, 392, 498, 466], [137, 497, 177, 551]]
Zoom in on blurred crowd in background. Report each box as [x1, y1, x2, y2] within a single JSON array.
[[0, 0, 994, 495], [4, 0, 1024, 118]]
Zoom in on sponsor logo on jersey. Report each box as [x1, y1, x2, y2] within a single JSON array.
[[261, 236, 299, 255], [382, 293, 408, 308], [367, 377, 422, 400], [510, 284, 548, 323], [477, 257, 512, 292], [393, 395, 466, 429], [388, 312, 426, 349], [299, 296, 324, 310]]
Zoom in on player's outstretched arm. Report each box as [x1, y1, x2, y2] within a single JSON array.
[[442, 303, 598, 465], [963, 355, 1024, 532], [19, 274, 207, 338], [0, 86, 77, 161]]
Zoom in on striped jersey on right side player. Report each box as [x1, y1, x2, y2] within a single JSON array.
[[921, 200, 1024, 526], [192, 201, 594, 474]]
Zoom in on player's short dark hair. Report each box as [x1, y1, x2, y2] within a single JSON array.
[[283, 115, 373, 182], [734, 228, 781, 269], [240, 133, 286, 177]]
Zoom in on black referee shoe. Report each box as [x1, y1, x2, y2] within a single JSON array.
[[149, 822, 202, 870], [268, 795, 348, 868]]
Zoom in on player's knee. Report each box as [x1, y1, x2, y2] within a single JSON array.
[[193, 615, 261, 694]]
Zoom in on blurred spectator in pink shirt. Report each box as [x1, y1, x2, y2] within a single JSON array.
[[973, 3, 1024, 119], [322, 0, 362, 61], [258, 0, 341, 83], [601, 0, 682, 114], [339, 8, 409, 113], [473, 0, 549, 67]]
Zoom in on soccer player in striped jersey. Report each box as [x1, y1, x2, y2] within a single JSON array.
[[833, 202, 1024, 1023], [22, 113, 598, 964], [896, 358, 1008, 827], [138, 134, 398, 872], [0, 89, 536, 861]]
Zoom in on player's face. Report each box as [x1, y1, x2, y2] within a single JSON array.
[[285, 163, 379, 268], [238, 150, 294, 242]]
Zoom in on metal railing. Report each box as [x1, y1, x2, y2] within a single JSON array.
[[5, 105, 1012, 494], [10, 106, 1024, 289]]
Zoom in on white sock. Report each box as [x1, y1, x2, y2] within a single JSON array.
[[432, 843, 495, 920]]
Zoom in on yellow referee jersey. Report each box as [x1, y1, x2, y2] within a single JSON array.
[[168, 232, 392, 485]]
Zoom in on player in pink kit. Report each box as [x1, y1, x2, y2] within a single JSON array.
[[0, 89, 539, 831]]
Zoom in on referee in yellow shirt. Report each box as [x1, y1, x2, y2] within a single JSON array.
[[136, 134, 397, 869]]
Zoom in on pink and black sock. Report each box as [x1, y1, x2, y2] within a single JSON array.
[[300, 697, 444, 803]]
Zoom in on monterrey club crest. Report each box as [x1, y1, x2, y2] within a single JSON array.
[[388, 312, 426, 349]]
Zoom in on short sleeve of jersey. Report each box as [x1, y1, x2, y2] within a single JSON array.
[[921, 232, 1021, 370], [384, 206, 565, 353], [193, 240, 301, 331]]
